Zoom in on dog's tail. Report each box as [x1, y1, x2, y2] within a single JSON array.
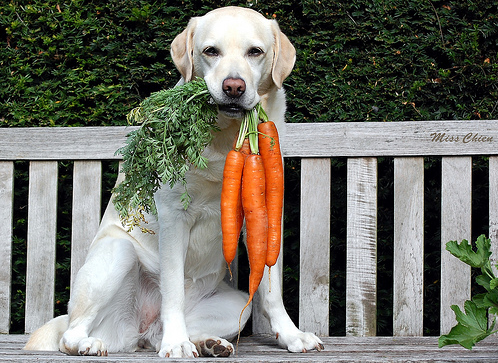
[[23, 315, 69, 351]]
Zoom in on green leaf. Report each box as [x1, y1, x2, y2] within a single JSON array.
[[438, 301, 497, 350], [490, 278, 498, 290], [484, 289, 498, 312], [445, 235, 491, 268], [476, 274, 491, 291], [472, 293, 487, 308]]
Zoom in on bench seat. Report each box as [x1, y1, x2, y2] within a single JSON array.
[[5, 335, 497, 362]]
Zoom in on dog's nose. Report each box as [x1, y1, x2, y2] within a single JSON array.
[[222, 78, 246, 98]]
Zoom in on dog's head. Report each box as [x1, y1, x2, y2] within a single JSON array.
[[170, 6, 296, 119]]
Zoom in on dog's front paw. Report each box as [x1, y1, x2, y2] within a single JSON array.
[[157, 340, 198, 358], [276, 329, 324, 353], [195, 338, 233, 357], [77, 337, 108, 356], [60, 333, 108, 356]]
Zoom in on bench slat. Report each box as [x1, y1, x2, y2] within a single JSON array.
[[25, 161, 58, 334], [0, 127, 131, 160], [70, 161, 102, 292], [440, 157, 472, 334], [346, 158, 377, 336], [489, 156, 498, 267], [489, 156, 498, 328], [1, 121, 498, 161], [282, 120, 498, 157], [393, 157, 424, 336], [299, 158, 331, 336], [0, 162, 14, 333]]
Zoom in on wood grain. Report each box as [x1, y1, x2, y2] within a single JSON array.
[[0, 127, 131, 160], [0, 162, 14, 333], [487, 156, 498, 330], [489, 157, 498, 269], [299, 158, 331, 336], [70, 161, 102, 292], [9, 334, 498, 362], [440, 157, 472, 334], [25, 161, 58, 333], [346, 158, 377, 337], [281, 120, 498, 157], [393, 157, 424, 336], [1, 120, 498, 160]]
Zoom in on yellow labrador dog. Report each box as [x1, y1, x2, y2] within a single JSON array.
[[24, 6, 323, 358]]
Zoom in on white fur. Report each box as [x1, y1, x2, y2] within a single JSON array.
[[24, 6, 323, 358]]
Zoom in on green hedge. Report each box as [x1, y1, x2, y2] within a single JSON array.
[[1, 0, 497, 336], [1, 0, 496, 127], [287, 0, 498, 122]]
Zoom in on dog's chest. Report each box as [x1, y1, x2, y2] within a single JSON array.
[[183, 157, 229, 279]]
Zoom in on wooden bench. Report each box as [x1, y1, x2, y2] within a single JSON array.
[[1, 121, 497, 362]]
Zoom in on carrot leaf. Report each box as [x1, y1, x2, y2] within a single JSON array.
[[112, 78, 218, 231]]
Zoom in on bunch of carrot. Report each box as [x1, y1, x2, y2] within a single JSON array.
[[220, 104, 284, 320]]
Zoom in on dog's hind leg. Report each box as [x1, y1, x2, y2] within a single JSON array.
[[24, 315, 69, 351], [59, 236, 140, 356], [185, 281, 251, 357]]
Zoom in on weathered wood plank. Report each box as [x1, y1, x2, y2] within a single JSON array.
[[281, 120, 498, 157], [0, 162, 14, 333], [346, 158, 377, 336], [9, 335, 498, 362], [0, 127, 131, 160], [393, 157, 424, 336], [440, 157, 472, 334], [1, 121, 498, 160], [489, 157, 498, 269], [488, 156, 498, 330], [25, 161, 58, 334], [299, 158, 331, 336], [70, 161, 102, 291]]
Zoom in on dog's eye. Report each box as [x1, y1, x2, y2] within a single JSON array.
[[248, 47, 264, 57], [203, 47, 219, 56]]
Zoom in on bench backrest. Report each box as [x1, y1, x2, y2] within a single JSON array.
[[1, 120, 497, 337]]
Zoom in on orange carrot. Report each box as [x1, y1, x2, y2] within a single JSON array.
[[221, 150, 245, 275], [258, 121, 284, 267], [240, 153, 268, 315], [238, 137, 251, 157], [234, 138, 250, 245]]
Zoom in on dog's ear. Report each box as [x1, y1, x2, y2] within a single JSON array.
[[171, 18, 197, 82], [271, 21, 296, 88]]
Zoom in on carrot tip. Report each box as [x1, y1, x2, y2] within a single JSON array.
[[268, 266, 272, 293], [236, 296, 253, 354]]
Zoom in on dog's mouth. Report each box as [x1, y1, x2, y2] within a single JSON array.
[[217, 104, 246, 118]]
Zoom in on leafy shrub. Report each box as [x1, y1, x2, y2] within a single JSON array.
[[2, 1, 496, 127]]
